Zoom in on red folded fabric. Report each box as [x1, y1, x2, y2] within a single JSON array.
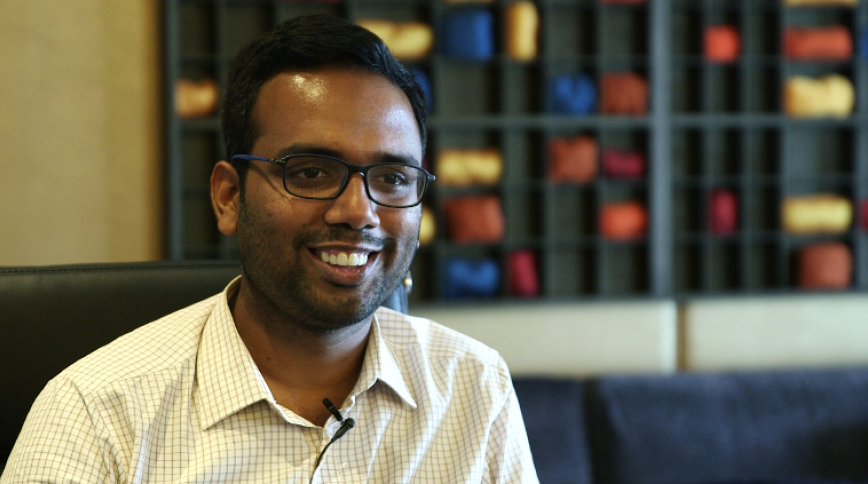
[[600, 201, 648, 240], [785, 26, 852, 60], [705, 25, 740, 63], [508, 250, 539, 297], [796, 242, 852, 290], [861, 199, 868, 230], [602, 148, 645, 178], [709, 189, 738, 235], [444, 195, 505, 243], [549, 136, 597, 183], [600, 73, 648, 115]]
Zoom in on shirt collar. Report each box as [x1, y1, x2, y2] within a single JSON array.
[[195, 279, 417, 430], [352, 312, 417, 409], [196, 277, 272, 430]]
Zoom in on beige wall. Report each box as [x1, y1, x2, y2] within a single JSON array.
[[0, 1, 162, 265]]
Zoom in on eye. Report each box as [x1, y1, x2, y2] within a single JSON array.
[[381, 172, 410, 186], [371, 166, 414, 187], [283, 156, 342, 185], [298, 167, 324, 179]]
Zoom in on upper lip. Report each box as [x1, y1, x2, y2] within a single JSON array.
[[309, 243, 381, 253]]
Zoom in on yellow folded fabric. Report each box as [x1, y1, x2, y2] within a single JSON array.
[[356, 20, 433, 61], [505, 1, 539, 62], [784, 74, 854, 118], [782, 194, 852, 235], [436, 148, 503, 187]]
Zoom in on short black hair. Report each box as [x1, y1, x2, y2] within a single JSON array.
[[221, 14, 428, 183]]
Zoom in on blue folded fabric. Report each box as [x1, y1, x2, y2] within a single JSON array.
[[410, 68, 433, 111], [551, 73, 597, 114], [860, 29, 868, 59], [440, 9, 495, 61], [442, 257, 499, 299]]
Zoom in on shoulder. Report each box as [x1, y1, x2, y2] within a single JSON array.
[[56, 294, 221, 394], [375, 307, 511, 387]]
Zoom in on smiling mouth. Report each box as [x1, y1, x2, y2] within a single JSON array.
[[316, 249, 371, 267]]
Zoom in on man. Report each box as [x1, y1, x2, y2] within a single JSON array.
[[1, 14, 538, 483]]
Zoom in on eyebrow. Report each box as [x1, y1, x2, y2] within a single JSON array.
[[274, 144, 421, 167]]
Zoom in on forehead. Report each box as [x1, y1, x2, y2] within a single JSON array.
[[251, 68, 423, 162]]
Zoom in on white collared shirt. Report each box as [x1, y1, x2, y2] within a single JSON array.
[[2, 278, 538, 483]]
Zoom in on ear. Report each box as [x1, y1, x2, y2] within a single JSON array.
[[211, 160, 240, 235]]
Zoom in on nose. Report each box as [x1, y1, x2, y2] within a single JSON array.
[[323, 173, 380, 229]]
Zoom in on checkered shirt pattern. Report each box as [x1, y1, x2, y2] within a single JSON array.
[[1, 278, 538, 483]]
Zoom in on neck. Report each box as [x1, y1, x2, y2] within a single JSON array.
[[230, 279, 372, 426]]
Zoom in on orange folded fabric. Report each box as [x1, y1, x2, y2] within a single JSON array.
[[600, 73, 648, 115], [444, 196, 505, 243], [549, 136, 598, 183], [600, 201, 648, 240], [796, 242, 852, 290], [705, 25, 740, 63], [785, 26, 852, 61]]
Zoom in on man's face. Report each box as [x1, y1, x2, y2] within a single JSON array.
[[229, 68, 423, 330]]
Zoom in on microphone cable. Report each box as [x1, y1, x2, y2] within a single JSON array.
[[310, 398, 355, 483]]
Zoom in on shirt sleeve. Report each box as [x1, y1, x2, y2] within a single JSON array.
[[0, 377, 115, 484], [484, 368, 540, 484]]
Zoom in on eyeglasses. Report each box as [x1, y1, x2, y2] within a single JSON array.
[[231, 153, 435, 208]]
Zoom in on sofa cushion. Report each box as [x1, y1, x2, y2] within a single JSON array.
[[513, 378, 593, 484], [587, 367, 868, 484]]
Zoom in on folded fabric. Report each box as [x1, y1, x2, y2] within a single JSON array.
[[550, 74, 597, 114], [860, 30, 868, 59], [705, 25, 740, 63], [436, 148, 503, 186], [418, 205, 436, 246], [410, 68, 433, 112], [783, 0, 857, 5], [709, 189, 738, 235], [175, 78, 219, 118], [600, 201, 648, 240], [508, 250, 539, 297], [782, 194, 852, 234], [600, 72, 648, 115], [505, 1, 539, 62], [796, 242, 852, 290], [785, 25, 852, 60], [784, 74, 854, 117], [440, 8, 494, 61], [602, 148, 644, 178], [861, 199, 868, 230], [442, 257, 500, 299], [356, 19, 433, 61], [444, 195, 505, 243], [549, 136, 598, 183]]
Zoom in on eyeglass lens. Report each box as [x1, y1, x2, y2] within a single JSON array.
[[283, 156, 426, 207]]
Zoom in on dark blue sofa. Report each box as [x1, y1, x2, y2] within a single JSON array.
[[514, 367, 868, 484]]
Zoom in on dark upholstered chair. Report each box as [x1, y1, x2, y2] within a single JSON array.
[[0, 260, 409, 467]]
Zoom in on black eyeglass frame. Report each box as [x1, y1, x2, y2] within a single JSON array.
[[231, 153, 436, 208]]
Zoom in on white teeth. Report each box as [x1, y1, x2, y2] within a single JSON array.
[[320, 251, 368, 267]]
